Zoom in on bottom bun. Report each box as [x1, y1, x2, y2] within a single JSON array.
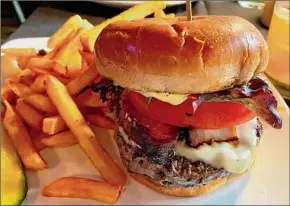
[[130, 172, 244, 197]]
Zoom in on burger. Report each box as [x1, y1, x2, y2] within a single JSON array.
[[89, 16, 282, 196]]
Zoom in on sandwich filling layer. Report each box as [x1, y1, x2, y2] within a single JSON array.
[[83, 76, 280, 187]]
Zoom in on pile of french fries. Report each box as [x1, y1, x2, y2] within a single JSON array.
[[1, 1, 174, 204]]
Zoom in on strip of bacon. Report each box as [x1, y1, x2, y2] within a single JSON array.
[[198, 76, 282, 129]]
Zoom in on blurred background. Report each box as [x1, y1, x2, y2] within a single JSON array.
[[1, 0, 289, 104]]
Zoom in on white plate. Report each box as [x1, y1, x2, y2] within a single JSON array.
[[1, 37, 290, 205], [91, 0, 185, 8]]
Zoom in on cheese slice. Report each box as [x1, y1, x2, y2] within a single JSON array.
[[176, 118, 259, 174], [137, 91, 188, 105]]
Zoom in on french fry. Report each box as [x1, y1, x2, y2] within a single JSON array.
[[1, 55, 22, 80], [82, 19, 94, 30], [30, 74, 47, 93], [27, 57, 66, 76], [17, 69, 36, 85], [66, 63, 99, 96], [165, 13, 176, 18], [48, 15, 83, 49], [28, 67, 51, 75], [27, 57, 55, 72], [56, 76, 71, 85], [86, 114, 115, 130], [17, 55, 36, 70], [15, 98, 44, 131], [1, 48, 37, 56], [46, 26, 81, 61], [41, 131, 77, 147], [46, 75, 127, 187], [1, 81, 17, 104], [42, 115, 67, 135], [9, 82, 56, 113], [154, 9, 166, 18], [24, 94, 57, 114], [8, 82, 34, 97], [53, 61, 67, 76], [80, 1, 166, 52], [3, 100, 47, 170], [54, 28, 84, 77], [75, 90, 106, 108], [29, 130, 47, 151], [154, 10, 176, 18], [42, 177, 121, 204], [1, 107, 6, 121], [79, 50, 95, 66], [31, 130, 77, 151]]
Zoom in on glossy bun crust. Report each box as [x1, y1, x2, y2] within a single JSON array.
[[95, 16, 269, 94]]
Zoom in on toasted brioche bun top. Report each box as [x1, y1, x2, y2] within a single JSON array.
[[94, 16, 269, 94]]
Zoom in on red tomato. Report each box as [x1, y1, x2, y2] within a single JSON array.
[[127, 91, 197, 127], [126, 91, 255, 129], [122, 94, 178, 142], [191, 102, 256, 129]]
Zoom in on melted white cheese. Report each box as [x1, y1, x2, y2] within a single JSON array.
[[176, 118, 258, 174], [136, 91, 188, 105]]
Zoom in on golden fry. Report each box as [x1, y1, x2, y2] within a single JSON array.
[[166, 13, 175, 18], [154, 9, 166, 18], [46, 75, 127, 187], [27, 57, 55, 71], [31, 130, 77, 151], [15, 98, 44, 131], [8, 82, 34, 97], [42, 115, 67, 135], [1, 81, 17, 104], [56, 76, 71, 85], [154, 10, 175, 18], [80, 1, 166, 52], [1, 48, 37, 57], [17, 69, 36, 85], [1, 55, 22, 80], [8, 82, 57, 113], [24, 94, 57, 114], [66, 63, 99, 96], [54, 28, 84, 77], [40, 131, 77, 147], [48, 15, 83, 49], [42, 177, 121, 204], [3, 100, 47, 170], [82, 19, 94, 30], [30, 74, 47, 93], [17, 55, 35, 70], [79, 50, 95, 66], [29, 129, 47, 151]]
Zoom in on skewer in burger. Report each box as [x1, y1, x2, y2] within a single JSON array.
[[89, 16, 282, 196]]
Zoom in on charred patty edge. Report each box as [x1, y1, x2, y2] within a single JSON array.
[[115, 127, 232, 188]]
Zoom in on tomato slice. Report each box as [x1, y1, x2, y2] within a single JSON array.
[[122, 94, 178, 142], [126, 91, 256, 129], [127, 91, 197, 127], [191, 102, 256, 129]]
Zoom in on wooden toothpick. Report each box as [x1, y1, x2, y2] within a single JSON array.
[[186, 0, 192, 21]]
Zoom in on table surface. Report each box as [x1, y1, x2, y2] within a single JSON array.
[[4, 0, 289, 106]]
